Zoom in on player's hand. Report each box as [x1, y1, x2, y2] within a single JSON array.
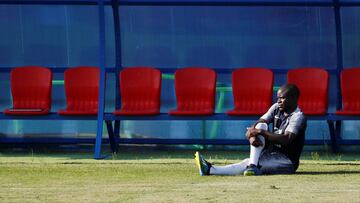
[[249, 137, 263, 147], [246, 127, 261, 139]]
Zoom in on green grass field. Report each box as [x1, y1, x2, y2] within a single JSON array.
[[0, 148, 359, 202]]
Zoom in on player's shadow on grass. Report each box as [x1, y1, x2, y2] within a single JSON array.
[[296, 171, 360, 175]]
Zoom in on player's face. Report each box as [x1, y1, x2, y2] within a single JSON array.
[[277, 89, 295, 112]]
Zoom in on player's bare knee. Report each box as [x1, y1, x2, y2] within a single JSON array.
[[255, 122, 268, 131]]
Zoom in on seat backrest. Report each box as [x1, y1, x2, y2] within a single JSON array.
[[287, 67, 328, 115], [340, 68, 360, 111], [174, 67, 216, 110], [232, 67, 273, 112], [120, 67, 161, 110], [11, 66, 52, 109], [64, 66, 100, 111]]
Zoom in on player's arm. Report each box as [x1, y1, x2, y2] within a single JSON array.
[[245, 118, 268, 140], [247, 113, 304, 146], [251, 119, 268, 128], [246, 128, 296, 146], [256, 130, 296, 146], [264, 113, 305, 146]]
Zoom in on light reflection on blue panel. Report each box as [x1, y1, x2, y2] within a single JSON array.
[[120, 6, 336, 69], [342, 7, 360, 68], [339, 7, 360, 140], [0, 5, 115, 67]]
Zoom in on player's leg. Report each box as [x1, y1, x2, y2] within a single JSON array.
[[243, 123, 267, 176], [194, 123, 268, 176], [195, 151, 249, 176], [249, 123, 267, 165], [209, 158, 249, 175]]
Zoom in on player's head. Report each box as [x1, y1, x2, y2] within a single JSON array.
[[277, 84, 300, 113]]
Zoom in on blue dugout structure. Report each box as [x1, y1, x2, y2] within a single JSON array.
[[0, 0, 360, 159]]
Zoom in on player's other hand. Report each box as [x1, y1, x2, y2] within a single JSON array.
[[249, 136, 263, 147], [246, 127, 261, 139]]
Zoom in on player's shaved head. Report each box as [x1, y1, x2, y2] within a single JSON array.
[[279, 84, 300, 101]]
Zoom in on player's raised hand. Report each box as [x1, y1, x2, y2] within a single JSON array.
[[246, 127, 261, 139]]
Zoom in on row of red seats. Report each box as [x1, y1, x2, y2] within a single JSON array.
[[3, 66, 360, 116], [114, 66, 359, 116]]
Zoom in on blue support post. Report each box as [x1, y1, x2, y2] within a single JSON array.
[[334, 0, 344, 111], [332, 0, 344, 152], [94, 0, 107, 159], [112, 0, 122, 138]]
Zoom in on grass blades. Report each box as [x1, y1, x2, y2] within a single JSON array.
[[0, 149, 359, 202]]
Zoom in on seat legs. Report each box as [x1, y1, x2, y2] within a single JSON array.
[[327, 120, 338, 153], [105, 120, 118, 153]]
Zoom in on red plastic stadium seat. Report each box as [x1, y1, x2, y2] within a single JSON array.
[[336, 68, 360, 115], [113, 67, 161, 115], [169, 67, 216, 116], [58, 66, 100, 116], [287, 67, 329, 115], [4, 66, 52, 115], [227, 68, 273, 116]]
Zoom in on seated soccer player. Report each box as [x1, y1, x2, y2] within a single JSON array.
[[195, 84, 307, 176]]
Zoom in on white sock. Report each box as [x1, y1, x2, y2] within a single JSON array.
[[209, 159, 249, 175], [249, 123, 268, 166]]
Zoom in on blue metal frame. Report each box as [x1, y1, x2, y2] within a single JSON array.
[[5, 137, 360, 146], [0, 137, 111, 144], [333, 0, 344, 153], [0, 113, 98, 120], [103, 113, 342, 153], [0, 0, 111, 5], [0, 67, 117, 73], [94, 0, 107, 159], [111, 0, 123, 139], [0, 67, 340, 74], [1, 0, 360, 158]]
